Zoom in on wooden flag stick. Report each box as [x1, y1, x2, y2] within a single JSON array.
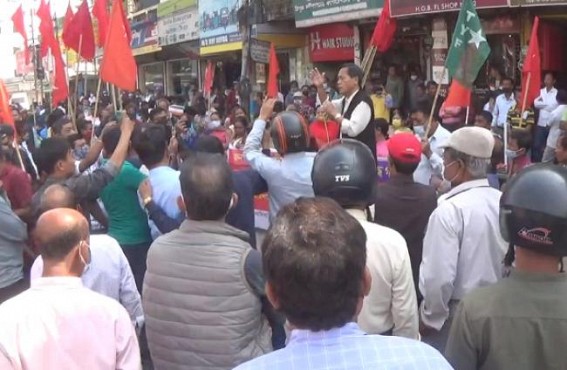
[[425, 68, 446, 138], [111, 84, 118, 112], [12, 140, 25, 172], [518, 72, 531, 128], [73, 35, 83, 131], [91, 76, 103, 146], [362, 46, 377, 87]]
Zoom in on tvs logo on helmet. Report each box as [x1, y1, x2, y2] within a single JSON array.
[[517, 227, 553, 245], [335, 175, 350, 182]]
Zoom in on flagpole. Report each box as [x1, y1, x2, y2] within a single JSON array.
[[30, 8, 39, 107], [92, 76, 102, 145], [519, 72, 531, 128], [465, 105, 470, 125], [12, 141, 26, 172], [74, 35, 83, 126], [426, 68, 446, 137]]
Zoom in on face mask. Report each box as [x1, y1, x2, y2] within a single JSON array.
[[506, 149, 522, 159], [78, 241, 91, 274], [392, 118, 402, 129], [323, 83, 328, 89], [73, 145, 89, 160], [503, 87, 513, 94], [414, 125, 426, 138], [444, 161, 460, 184], [410, 75, 418, 81]]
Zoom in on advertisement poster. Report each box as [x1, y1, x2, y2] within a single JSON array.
[[199, 0, 242, 47], [293, 0, 382, 28], [309, 23, 355, 62], [391, 0, 508, 17], [157, 0, 199, 46]]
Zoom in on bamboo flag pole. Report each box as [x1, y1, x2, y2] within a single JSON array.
[[361, 46, 377, 87], [91, 76, 102, 146], [73, 35, 83, 128], [425, 68, 446, 138], [12, 141, 26, 172]]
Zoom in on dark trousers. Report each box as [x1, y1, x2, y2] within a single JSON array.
[[0, 279, 29, 305], [533, 126, 550, 163], [121, 242, 151, 295]]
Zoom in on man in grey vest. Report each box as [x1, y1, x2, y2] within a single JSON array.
[[143, 153, 273, 370], [311, 64, 376, 161]]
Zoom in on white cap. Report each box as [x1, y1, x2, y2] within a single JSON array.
[[441, 126, 495, 159]]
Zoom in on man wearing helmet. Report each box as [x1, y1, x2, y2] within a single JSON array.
[[244, 98, 315, 220], [311, 65, 377, 162], [312, 139, 419, 339], [419, 127, 508, 351], [446, 165, 567, 369]]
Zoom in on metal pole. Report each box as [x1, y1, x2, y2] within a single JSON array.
[[30, 8, 39, 106]]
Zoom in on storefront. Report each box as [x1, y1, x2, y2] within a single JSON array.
[[157, 0, 200, 98], [308, 23, 355, 78], [132, 11, 163, 93]]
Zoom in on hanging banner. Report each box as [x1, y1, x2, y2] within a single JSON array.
[[199, 0, 242, 48], [309, 24, 354, 62], [391, 0, 508, 17], [157, 0, 199, 46], [293, 0, 382, 28], [250, 39, 270, 64], [131, 17, 161, 56]]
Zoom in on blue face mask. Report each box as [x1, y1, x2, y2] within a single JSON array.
[[73, 145, 90, 160], [414, 125, 426, 138]]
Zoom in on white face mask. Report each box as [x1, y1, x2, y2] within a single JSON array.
[[78, 241, 91, 274], [414, 125, 426, 138], [410, 75, 418, 81], [207, 120, 222, 130], [506, 149, 522, 159]]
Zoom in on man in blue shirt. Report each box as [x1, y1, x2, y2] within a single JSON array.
[[244, 99, 315, 220], [234, 197, 452, 370]]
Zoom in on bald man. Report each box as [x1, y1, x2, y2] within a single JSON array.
[[30, 184, 143, 326], [0, 208, 141, 369]]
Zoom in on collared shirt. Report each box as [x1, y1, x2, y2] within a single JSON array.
[[446, 270, 567, 370], [0, 197, 26, 289], [234, 322, 452, 370], [534, 87, 558, 127], [331, 90, 373, 137], [413, 125, 451, 186], [30, 235, 144, 326], [147, 165, 183, 239], [374, 175, 438, 297], [546, 104, 567, 149], [492, 93, 516, 127], [347, 209, 419, 339], [419, 179, 507, 330], [0, 277, 141, 370], [244, 119, 315, 220]]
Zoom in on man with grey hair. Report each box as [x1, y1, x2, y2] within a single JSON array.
[[419, 126, 508, 351]]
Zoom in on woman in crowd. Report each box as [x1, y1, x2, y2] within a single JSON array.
[[228, 116, 250, 150]]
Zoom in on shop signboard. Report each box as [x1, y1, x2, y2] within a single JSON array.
[[199, 0, 242, 48], [157, 0, 199, 46], [391, 0, 508, 17], [250, 39, 270, 64], [131, 16, 160, 55], [293, 0, 382, 28], [509, 0, 567, 5], [309, 23, 354, 62]]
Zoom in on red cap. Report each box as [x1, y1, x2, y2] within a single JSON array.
[[387, 132, 422, 163]]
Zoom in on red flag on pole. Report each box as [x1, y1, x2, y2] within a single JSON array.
[[100, 0, 137, 91], [63, 2, 74, 35], [203, 61, 215, 97], [93, 0, 109, 47], [267, 43, 280, 98], [62, 0, 96, 61], [11, 5, 30, 65], [521, 16, 541, 110], [37, 0, 54, 58], [0, 80, 15, 127], [370, 0, 397, 52]]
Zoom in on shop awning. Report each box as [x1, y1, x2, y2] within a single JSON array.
[[200, 42, 243, 56]]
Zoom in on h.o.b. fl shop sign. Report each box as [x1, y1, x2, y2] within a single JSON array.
[[309, 23, 354, 62]]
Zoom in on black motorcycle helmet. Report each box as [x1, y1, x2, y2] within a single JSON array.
[[500, 164, 567, 259], [271, 111, 310, 155], [312, 139, 377, 208]]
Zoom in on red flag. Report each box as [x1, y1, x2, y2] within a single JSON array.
[[444, 80, 471, 107], [63, 2, 74, 35], [521, 16, 541, 111], [0, 80, 15, 128], [100, 0, 137, 91], [92, 0, 109, 47], [370, 0, 397, 52], [203, 61, 214, 96], [11, 5, 30, 65], [267, 43, 280, 99], [36, 0, 69, 106], [62, 0, 96, 61]]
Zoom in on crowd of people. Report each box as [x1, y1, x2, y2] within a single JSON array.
[[0, 61, 566, 370]]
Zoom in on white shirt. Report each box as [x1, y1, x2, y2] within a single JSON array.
[[331, 90, 373, 137], [534, 87, 558, 127], [413, 125, 451, 186], [546, 104, 567, 149], [30, 235, 144, 327], [347, 209, 419, 339], [492, 93, 516, 127], [0, 277, 141, 370], [419, 179, 507, 330]]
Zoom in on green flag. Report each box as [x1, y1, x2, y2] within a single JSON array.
[[445, 0, 490, 88]]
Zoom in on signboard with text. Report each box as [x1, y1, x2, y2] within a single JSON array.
[[250, 39, 271, 64], [509, 0, 567, 5], [199, 0, 242, 48], [391, 0, 508, 17], [293, 0, 382, 28], [309, 23, 354, 62], [158, 0, 199, 46]]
